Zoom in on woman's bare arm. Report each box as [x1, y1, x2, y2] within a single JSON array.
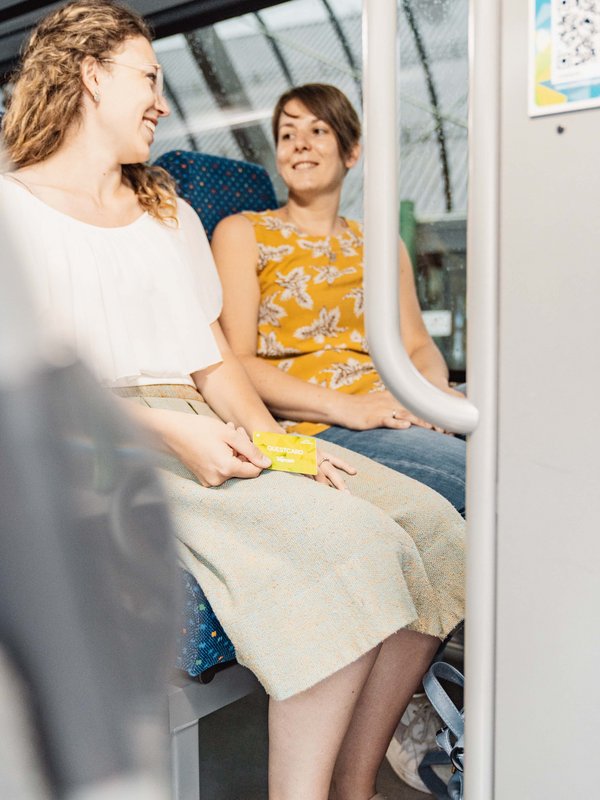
[[121, 319, 355, 489], [120, 397, 271, 488], [192, 320, 285, 436]]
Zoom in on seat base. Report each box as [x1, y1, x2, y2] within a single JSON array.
[[168, 665, 260, 800]]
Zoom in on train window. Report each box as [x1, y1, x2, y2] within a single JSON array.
[[150, 0, 467, 376], [398, 0, 468, 376]]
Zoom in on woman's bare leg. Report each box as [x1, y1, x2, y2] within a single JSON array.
[[330, 629, 439, 800], [268, 647, 380, 800]]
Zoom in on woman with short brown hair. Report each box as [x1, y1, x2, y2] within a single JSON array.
[[213, 83, 467, 519]]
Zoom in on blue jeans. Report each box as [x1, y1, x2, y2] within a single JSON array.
[[316, 425, 466, 516]]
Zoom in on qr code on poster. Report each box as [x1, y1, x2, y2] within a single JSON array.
[[552, 0, 600, 84]]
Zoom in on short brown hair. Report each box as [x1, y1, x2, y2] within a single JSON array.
[[272, 84, 361, 162]]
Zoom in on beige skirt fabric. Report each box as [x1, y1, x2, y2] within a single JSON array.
[[116, 385, 465, 701]]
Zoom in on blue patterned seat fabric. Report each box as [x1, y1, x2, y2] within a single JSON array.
[[154, 149, 278, 241], [175, 571, 236, 676], [155, 150, 278, 676]]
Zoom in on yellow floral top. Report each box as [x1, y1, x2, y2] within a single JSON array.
[[243, 211, 384, 435]]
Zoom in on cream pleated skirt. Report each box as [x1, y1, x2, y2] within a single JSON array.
[[116, 385, 465, 701]]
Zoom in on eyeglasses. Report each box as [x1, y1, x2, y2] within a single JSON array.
[[100, 58, 165, 102]]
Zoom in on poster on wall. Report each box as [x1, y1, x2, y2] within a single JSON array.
[[530, 0, 600, 116]]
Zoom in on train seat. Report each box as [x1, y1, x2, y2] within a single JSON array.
[[154, 148, 278, 241], [154, 150, 278, 799], [154, 149, 278, 683]]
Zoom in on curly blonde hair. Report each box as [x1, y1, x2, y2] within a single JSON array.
[[3, 0, 177, 224]]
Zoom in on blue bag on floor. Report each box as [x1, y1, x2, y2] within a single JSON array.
[[418, 661, 464, 800]]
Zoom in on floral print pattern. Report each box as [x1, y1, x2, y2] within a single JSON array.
[[258, 243, 294, 272], [243, 211, 381, 435], [298, 238, 334, 259], [312, 264, 356, 285], [350, 329, 369, 353], [260, 214, 298, 239], [344, 286, 364, 317], [275, 267, 313, 309], [294, 307, 347, 344], [259, 296, 287, 327], [258, 331, 299, 357], [322, 358, 377, 390]]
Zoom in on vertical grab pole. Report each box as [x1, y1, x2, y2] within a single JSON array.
[[362, 0, 399, 386], [465, 0, 501, 797], [362, 0, 478, 434], [363, 0, 499, 796]]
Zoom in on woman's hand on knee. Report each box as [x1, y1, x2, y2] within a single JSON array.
[[152, 410, 271, 487], [336, 391, 433, 431]]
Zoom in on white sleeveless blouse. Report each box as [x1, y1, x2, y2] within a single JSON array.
[[0, 176, 222, 387]]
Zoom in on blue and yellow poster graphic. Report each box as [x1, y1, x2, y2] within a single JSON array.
[[530, 0, 600, 116]]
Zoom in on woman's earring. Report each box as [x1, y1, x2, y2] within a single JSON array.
[[93, 90, 101, 103]]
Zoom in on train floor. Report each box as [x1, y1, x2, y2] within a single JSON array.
[[197, 686, 426, 800]]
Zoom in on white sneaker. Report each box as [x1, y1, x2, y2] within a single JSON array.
[[385, 694, 441, 794]]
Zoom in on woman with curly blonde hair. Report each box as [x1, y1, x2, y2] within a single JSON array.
[[3, 0, 177, 223], [0, 3, 464, 799]]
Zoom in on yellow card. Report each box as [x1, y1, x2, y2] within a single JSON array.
[[253, 431, 318, 475]]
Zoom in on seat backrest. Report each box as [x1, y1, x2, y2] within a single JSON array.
[[154, 150, 278, 240]]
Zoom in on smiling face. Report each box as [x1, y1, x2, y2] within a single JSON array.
[[92, 35, 170, 164], [275, 98, 359, 198]]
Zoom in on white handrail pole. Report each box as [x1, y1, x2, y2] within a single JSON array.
[[362, 0, 478, 435], [464, 0, 501, 796]]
